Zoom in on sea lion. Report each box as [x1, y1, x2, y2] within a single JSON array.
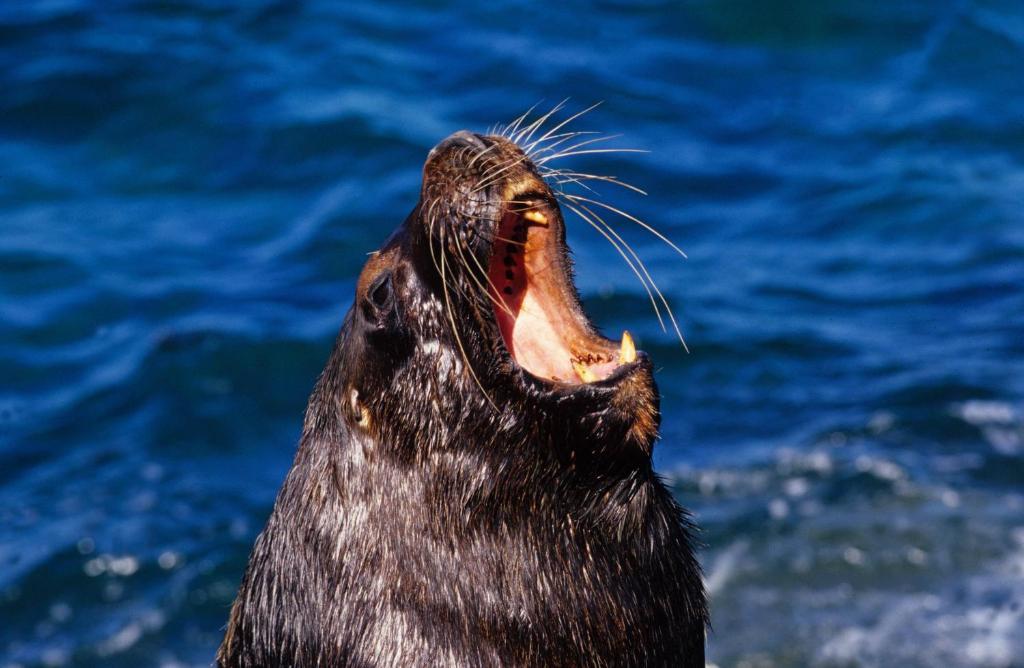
[[217, 127, 708, 667]]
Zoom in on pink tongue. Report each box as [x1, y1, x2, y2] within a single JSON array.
[[501, 286, 579, 382], [489, 210, 578, 382]]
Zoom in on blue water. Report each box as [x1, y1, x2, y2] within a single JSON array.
[[2, 1, 1023, 665]]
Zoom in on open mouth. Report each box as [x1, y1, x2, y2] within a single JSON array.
[[486, 195, 638, 385]]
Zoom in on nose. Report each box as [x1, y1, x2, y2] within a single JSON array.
[[427, 130, 488, 160]]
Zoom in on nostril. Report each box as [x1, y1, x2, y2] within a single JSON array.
[[450, 130, 488, 150], [428, 130, 488, 160]]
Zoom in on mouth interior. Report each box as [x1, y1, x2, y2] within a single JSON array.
[[487, 199, 636, 384]]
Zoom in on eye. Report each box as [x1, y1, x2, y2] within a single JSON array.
[[361, 270, 397, 327], [368, 271, 393, 310]]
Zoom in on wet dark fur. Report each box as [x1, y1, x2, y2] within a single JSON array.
[[218, 131, 708, 667]]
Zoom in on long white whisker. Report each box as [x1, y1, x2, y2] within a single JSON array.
[[504, 102, 542, 139], [563, 194, 687, 259], [531, 134, 621, 164], [530, 101, 603, 148], [544, 170, 601, 196], [467, 141, 499, 169], [536, 148, 648, 164], [577, 201, 688, 352], [451, 223, 517, 319], [438, 225, 498, 411], [561, 200, 667, 332], [540, 169, 648, 196], [525, 131, 601, 160], [472, 155, 530, 193], [515, 98, 568, 145]]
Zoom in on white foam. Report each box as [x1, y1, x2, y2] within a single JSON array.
[[953, 400, 1018, 426]]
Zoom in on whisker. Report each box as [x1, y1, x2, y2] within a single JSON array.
[[511, 113, 547, 145], [528, 133, 614, 165], [566, 198, 689, 351], [563, 194, 687, 259], [528, 101, 603, 150], [477, 154, 520, 181], [525, 130, 600, 153], [515, 98, 568, 145], [532, 134, 621, 162], [440, 237, 498, 410], [560, 200, 667, 332], [504, 102, 542, 139], [450, 227, 518, 320], [424, 202, 471, 300], [467, 141, 499, 169], [541, 170, 602, 196], [525, 128, 598, 156], [486, 234, 527, 246], [536, 148, 648, 164], [472, 155, 530, 193], [525, 132, 602, 163], [540, 169, 648, 196], [504, 200, 549, 213]]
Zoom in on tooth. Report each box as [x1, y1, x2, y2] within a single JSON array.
[[572, 360, 597, 383], [524, 210, 547, 224], [620, 330, 636, 363]]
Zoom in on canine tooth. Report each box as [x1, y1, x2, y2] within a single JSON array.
[[620, 330, 636, 364], [524, 210, 547, 224], [572, 360, 597, 383]]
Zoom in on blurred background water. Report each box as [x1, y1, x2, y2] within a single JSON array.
[[2, 1, 1023, 666]]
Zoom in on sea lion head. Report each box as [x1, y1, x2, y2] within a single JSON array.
[[335, 129, 661, 472]]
